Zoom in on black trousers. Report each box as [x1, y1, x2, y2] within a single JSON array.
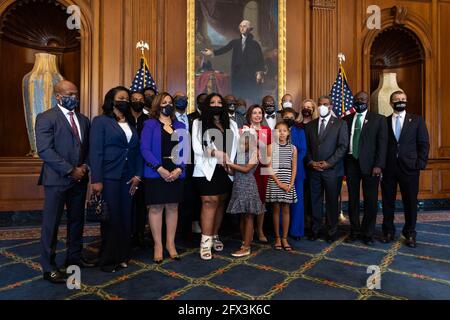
[[99, 176, 133, 268], [346, 156, 380, 238], [132, 181, 147, 236], [309, 170, 340, 237], [381, 161, 420, 238], [40, 182, 87, 272]]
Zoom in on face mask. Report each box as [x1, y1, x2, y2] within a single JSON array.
[[115, 101, 130, 114], [174, 97, 188, 110], [145, 95, 154, 108], [131, 101, 145, 113], [210, 107, 223, 116], [353, 101, 368, 113], [59, 95, 78, 111], [302, 109, 312, 118], [284, 119, 296, 128], [319, 105, 330, 118], [264, 104, 276, 115], [161, 104, 174, 117], [282, 101, 293, 109], [226, 102, 236, 113], [393, 101, 407, 112], [236, 106, 246, 116]]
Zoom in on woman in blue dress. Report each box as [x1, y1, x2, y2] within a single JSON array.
[[281, 109, 307, 240]]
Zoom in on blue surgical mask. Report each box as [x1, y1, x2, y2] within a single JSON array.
[[174, 97, 188, 110], [60, 95, 78, 111]]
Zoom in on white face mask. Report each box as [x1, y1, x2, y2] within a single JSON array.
[[282, 101, 293, 109], [319, 105, 330, 118]]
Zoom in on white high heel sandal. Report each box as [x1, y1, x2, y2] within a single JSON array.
[[212, 235, 224, 252], [200, 235, 213, 260]]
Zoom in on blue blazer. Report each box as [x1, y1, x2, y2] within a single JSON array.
[[291, 126, 307, 181], [89, 115, 143, 183], [140, 118, 189, 179]]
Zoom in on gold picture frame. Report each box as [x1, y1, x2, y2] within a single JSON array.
[[186, 0, 286, 113]]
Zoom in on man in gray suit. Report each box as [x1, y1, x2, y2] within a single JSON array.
[[304, 95, 349, 242], [35, 80, 93, 284]]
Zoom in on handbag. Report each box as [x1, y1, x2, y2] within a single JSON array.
[[86, 193, 110, 223]]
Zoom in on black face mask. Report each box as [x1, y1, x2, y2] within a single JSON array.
[[161, 104, 174, 117], [354, 101, 368, 113], [236, 106, 246, 116], [174, 97, 188, 110], [210, 107, 223, 116], [226, 102, 237, 113], [284, 119, 296, 128], [264, 104, 276, 115], [393, 101, 407, 112], [115, 101, 130, 114], [302, 109, 312, 118], [145, 95, 154, 108], [131, 101, 145, 113]]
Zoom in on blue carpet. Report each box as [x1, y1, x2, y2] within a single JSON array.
[[0, 214, 449, 300]]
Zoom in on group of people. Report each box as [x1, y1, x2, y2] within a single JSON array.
[[35, 79, 430, 284]]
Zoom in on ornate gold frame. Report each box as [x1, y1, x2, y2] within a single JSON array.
[[186, 0, 286, 113]]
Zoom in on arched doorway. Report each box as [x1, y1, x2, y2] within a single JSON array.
[[370, 26, 425, 117], [0, 0, 81, 157]]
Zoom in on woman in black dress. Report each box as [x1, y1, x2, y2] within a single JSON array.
[[141, 92, 188, 263], [192, 93, 239, 260]]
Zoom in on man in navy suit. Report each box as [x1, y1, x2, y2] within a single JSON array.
[[35, 80, 94, 284], [381, 91, 430, 248]]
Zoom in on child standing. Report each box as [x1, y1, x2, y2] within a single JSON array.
[[226, 129, 264, 257], [266, 122, 298, 251]]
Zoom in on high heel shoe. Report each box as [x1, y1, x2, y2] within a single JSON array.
[[200, 235, 213, 260], [212, 235, 224, 252], [153, 257, 163, 264], [169, 255, 181, 261]]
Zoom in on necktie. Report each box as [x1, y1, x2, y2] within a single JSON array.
[[319, 119, 326, 139], [68, 112, 81, 145], [267, 114, 276, 120], [352, 114, 362, 159], [395, 115, 402, 142], [242, 37, 246, 52]]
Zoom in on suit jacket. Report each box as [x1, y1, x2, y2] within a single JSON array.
[[214, 33, 265, 86], [385, 113, 430, 175], [89, 115, 143, 183], [305, 116, 349, 177], [192, 119, 239, 181], [36, 106, 90, 186], [261, 113, 282, 130], [343, 112, 388, 175], [229, 112, 246, 129], [140, 118, 188, 179], [186, 112, 199, 178]]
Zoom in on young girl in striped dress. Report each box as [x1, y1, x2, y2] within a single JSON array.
[[266, 122, 298, 251]]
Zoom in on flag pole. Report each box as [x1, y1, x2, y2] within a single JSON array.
[[337, 52, 348, 224], [136, 40, 150, 88]]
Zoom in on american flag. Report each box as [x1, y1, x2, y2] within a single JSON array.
[[130, 56, 158, 93], [329, 65, 354, 118]]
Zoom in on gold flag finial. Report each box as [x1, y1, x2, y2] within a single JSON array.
[[338, 53, 346, 66], [136, 41, 149, 56]]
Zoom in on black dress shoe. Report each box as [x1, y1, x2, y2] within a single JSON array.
[[43, 270, 66, 284], [290, 236, 302, 241], [404, 237, 417, 248], [326, 234, 338, 243], [363, 237, 375, 246], [308, 233, 319, 241], [380, 233, 394, 244], [66, 258, 96, 268], [345, 234, 359, 243]]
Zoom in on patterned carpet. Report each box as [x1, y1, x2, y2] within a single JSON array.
[[0, 212, 449, 300]]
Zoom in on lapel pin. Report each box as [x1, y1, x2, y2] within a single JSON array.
[[409, 119, 412, 122], [365, 120, 368, 124]]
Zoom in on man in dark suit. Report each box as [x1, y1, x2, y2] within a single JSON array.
[[174, 92, 202, 242], [343, 91, 388, 245], [202, 20, 265, 103], [261, 95, 282, 130], [381, 91, 430, 248], [35, 80, 94, 284], [305, 95, 349, 242], [224, 95, 246, 128]]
